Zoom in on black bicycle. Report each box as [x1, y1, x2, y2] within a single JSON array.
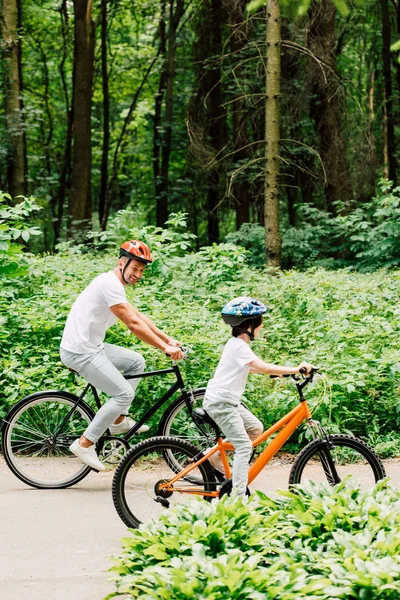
[[1, 349, 213, 489]]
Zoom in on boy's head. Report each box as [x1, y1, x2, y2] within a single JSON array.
[[221, 297, 267, 341]]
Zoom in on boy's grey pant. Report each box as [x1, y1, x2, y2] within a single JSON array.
[[60, 343, 145, 443], [203, 399, 263, 497]]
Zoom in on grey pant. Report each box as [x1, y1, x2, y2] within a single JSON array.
[[60, 343, 145, 442], [203, 399, 263, 497]]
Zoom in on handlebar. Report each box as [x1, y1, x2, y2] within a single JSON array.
[[166, 346, 190, 360], [270, 367, 320, 381], [270, 367, 320, 400]]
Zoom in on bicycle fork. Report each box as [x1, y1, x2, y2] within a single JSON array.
[[306, 419, 341, 485]]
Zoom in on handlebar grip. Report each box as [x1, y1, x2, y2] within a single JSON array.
[[299, 367, 307, 375]]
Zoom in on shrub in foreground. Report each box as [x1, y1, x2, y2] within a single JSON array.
[[108, 480, 400, 599]]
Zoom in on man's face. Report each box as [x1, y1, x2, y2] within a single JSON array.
[[120, 258, 146, 285]]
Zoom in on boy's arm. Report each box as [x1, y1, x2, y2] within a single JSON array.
[[248, 357, 312, 376]]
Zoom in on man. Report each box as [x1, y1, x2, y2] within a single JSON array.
[[60, 240, 183, 471]]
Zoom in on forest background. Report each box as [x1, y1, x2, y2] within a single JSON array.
[[1, 0, 400, 455]]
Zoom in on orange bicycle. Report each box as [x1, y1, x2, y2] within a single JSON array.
[[112, 368, 386, 528]]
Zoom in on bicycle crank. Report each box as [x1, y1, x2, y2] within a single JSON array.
[[98, 437, 130, 465]]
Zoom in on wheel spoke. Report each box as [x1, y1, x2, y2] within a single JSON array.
[[3, 395, 92, 488]]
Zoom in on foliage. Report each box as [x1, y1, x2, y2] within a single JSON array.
[[339, 180, 400, 271], [231, 181, 400, 272], [1, 219, 400, 451], [226, 223, 266, 269], [107, 480, 400, 599], [0, 193, 42, 277]]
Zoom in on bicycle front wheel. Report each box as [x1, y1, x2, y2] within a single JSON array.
[[112, 436, 217, 529], [289, 434, 386, 491], [2, 392, 95, 489]]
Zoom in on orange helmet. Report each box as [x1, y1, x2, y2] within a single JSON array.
[[119, 240, 152, 264]]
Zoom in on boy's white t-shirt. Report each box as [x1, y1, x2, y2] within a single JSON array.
[[61, 271, 127, 354], [204, 337, 257, 406]]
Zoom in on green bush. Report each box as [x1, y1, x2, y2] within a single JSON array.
[[0, 192, 42, 277], [107, 481, 400, 599], [1, 211, 400, 451]]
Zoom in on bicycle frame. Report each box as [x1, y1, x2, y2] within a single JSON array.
[[161, 398, 312, 498], [54, 364, 192, 441]]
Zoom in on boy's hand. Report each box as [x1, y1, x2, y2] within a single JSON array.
[[297, 361, 314, 375]]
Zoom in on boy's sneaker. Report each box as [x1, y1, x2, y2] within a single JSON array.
[[109, 416, 149, 435], [69, 439, 105, 471], [205, 448, 225, 473]]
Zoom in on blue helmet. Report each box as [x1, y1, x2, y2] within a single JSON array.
[[221, 296, 268, 327]]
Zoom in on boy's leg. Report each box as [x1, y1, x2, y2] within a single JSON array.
[[205, 403, 252, 497], [238, 404, 263, 441]]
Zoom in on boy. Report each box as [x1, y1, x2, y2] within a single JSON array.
[[203, 296, 312, 497]]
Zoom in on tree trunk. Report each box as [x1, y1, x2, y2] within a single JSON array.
[[68, 0, 95, 240], [230, 0, 251, 229], [153, 0, 168, 226], [99, 0, 110, 227], [381, 0, 396, 183], [187, 0, 227, 244], [154, 0, 184, 227], [264, 0, 281, 268], [308, 0, 352, 213], [0, 0, 27, 200], [53, 1, 73, 246]]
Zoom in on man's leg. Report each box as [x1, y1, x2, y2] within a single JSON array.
[[103, 343, 146, 425], [80, 346, 145, 443]]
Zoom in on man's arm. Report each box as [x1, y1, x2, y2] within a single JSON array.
[[110, 303, 183, 359], [131, 307, 178, 345]]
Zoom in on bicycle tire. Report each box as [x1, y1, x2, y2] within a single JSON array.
[[158, 388, 214, 449], [2, 391, 95, 489], [112, 436, 217, 528], [289, 434, 386, 490]]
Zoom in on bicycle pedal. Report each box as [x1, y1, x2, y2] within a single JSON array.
[[155, 496, 170, 508]]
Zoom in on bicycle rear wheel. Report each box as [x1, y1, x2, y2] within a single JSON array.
[[159, 388, 217, 450], [112, 436, 217, 528], [2, 392, 95, 489], [289, 434, 386, 491]]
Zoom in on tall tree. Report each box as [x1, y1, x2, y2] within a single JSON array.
[[98, 0, 110, 228], [188, 0, 228, 244], [307, 0, 352, 213], [153, 0, 185, 227], [68, 0, 95, 239], [230, 0, 252, 228], [381, 0, 396, 183], [264, 0, 281, 267], [0, 0, 27, 200]]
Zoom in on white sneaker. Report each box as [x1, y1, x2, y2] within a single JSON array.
[[205, 448, 225, 473], [109, 416, 149, 435], [69, 439, 105, 471]]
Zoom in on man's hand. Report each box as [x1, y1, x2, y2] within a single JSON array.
[[164, 345, 184, 360], [298, 361, 314, 375], [167, 337, 182, 347]]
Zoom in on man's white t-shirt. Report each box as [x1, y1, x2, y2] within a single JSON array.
[[61, 271, 127, 354], [204, 337, 257, 406]]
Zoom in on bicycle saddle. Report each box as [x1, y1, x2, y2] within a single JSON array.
[[192, 408, 221, 436]]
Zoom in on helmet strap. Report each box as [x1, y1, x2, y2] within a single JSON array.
[[121, 258, 132, 284], [242, 320, 255, 341]]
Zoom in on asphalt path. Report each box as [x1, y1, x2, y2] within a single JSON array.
[[1, 455, 399, 600]]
